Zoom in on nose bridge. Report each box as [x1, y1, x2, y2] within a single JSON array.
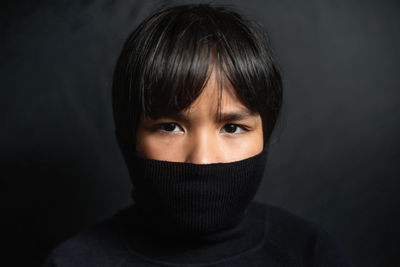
[[185, 129, 218, 164]]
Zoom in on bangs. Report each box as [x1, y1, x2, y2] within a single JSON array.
[[140, 32, 217, 120], [137, 5, 268, 120], [137, 9, 228, 121], [112, 4, 282, 142]]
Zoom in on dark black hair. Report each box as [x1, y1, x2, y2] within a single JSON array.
[[112, 4, 282, 144]]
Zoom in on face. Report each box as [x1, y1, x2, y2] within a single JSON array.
[[136, 72, 264, 164]]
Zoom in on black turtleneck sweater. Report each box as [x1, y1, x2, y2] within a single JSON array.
[[42, 201, 352, 266]]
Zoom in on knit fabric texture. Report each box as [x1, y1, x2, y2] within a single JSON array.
[[117, 130, 268, 238], [42, 202, 353, 266]]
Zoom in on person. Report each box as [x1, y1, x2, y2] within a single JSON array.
[[43, 4, 352, 266]]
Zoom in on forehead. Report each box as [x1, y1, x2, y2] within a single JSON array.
[[141, 58, 260, 123], [182, 70, 250, 116], [188, 70, 247, 106]]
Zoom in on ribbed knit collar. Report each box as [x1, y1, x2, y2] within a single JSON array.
[[128, 148, 268, 238], [115, 130, 269, 264]]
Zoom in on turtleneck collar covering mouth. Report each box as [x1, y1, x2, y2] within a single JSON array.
[[116, 131, 269, 239]]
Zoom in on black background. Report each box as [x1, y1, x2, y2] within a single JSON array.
[[1, 0, 399, 266]]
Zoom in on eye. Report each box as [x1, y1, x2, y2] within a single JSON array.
[[220, 124, 247, 134], [155, 122, 183, 133]]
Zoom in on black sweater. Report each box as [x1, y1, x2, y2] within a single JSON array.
[[42, 202, 352, 266]]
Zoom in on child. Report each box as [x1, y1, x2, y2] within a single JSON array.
[[43, 4, 352, 266]]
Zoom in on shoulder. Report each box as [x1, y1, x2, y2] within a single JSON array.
[[42, 206, 135, 267], [258, 202, 353, 266]]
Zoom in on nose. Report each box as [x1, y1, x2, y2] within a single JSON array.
[[184, 131, 220, 164]]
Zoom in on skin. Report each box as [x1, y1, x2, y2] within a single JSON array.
[[136, 71, 264, 164]]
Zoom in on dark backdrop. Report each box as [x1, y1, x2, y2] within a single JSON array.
[[1, 0, 399, 266]]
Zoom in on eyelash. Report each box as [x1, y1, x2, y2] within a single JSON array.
[[153, 123, 183, 133], [153, 122, 249, 135], [221, 123, 249, 134]]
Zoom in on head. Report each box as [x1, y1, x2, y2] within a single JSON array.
[[112, 4, 282, 164]]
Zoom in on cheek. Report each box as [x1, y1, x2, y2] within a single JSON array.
[[136, 135, 186, 161], [222, 134, 263, 162], [231, 140, 263, 161]]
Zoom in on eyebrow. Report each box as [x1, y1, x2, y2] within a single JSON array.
[[149, 110, 256, 123], [215, 110, 256, 122]]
